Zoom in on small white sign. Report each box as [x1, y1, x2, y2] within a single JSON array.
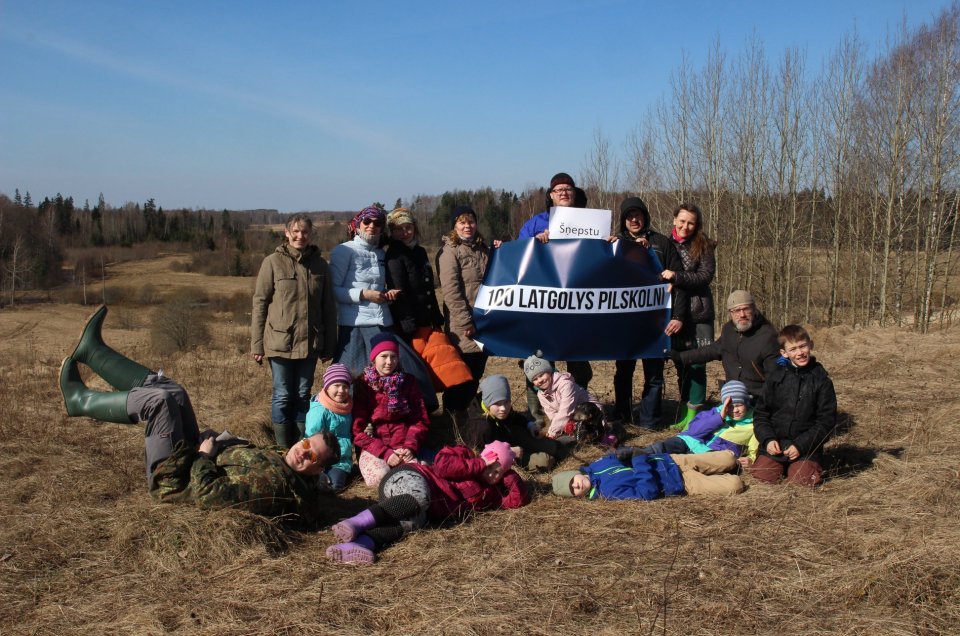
[[548, 206, 612, 240]]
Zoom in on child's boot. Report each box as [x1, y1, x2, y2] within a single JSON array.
[[332, 508, 376, 542], [670, 402, 701, 432], [326, 534, 376, 564]]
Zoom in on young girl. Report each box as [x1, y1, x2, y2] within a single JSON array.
[[523, 351, 604, 440], [325, 441, 530, 564], [304, 363, 355, 492], [352, 332, 431, 488]]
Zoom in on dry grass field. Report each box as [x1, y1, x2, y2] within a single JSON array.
[[2, 254, 959, 635]]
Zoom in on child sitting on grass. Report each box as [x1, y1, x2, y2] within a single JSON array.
[[326, 441, 530, 564], [304, 363, 355, 492], [352, 333, 430, 488], [750, 325, 837, 487], [552, 450, 744, 500], [476, 374, 567, 472], [524, 351, 605, 441], [629, 380, 758, 466]]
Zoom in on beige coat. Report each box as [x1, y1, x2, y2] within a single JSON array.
[[436, 236, 489, 355], [251, 244, 338, 360]]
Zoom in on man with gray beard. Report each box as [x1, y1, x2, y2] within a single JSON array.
[[668, 290, 779, 398]]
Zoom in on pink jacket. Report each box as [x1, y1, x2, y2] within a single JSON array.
[[412, 445, 530, 521], [352, 374, 430, 460], [538, 371, 601, 438]]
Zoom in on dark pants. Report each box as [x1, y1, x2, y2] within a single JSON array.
[[636, 435, 690, 455], [127, 374, 200, 486], [613, 358, 665, 428]]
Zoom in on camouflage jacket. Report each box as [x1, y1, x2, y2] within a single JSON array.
[[149, 442, 326, 527]]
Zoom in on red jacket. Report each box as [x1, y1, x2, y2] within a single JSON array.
[[412, 446, 531, 522], [352, 373, 430, 460]]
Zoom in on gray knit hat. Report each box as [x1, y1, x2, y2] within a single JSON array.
[[523, 351, 553, 382], [552, 470, 580, 497], [726, 290, 755, 311], [478, 374, 511, 407], [719, 380, 750, 405]]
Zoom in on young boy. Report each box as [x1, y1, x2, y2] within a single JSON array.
[[476, 375, 567, 471], [629, 380, 758, 465], [750, 325, 837, 487], [552, 450, 744, 500]]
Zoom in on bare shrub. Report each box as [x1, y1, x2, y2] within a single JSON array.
[[135, 283, 159, 305], [149, 288, 211, 354]]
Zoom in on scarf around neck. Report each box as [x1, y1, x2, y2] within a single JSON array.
[[318, 387, 353, 416], [363, 365, 409, 414], [671, 227, 688, 244]]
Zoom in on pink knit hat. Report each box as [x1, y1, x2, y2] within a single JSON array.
[[369, 332, 400, 361], [480, 440, 515, 471]]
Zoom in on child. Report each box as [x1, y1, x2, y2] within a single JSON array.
[[476, 374, 567, 472], [304, 363, 355, 491], [352, 332, 431, 488], [750, 325, 837, 487], [326, 441, 530, 564], [552, 450, 744, 500], [523, 351, 604, 440], [630, 380, 758, 465]]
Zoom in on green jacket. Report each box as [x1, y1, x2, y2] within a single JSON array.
[[150, 443, 326, 526], [251, 243, 338, 360]]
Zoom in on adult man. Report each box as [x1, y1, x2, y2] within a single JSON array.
[[516, 172, 593, 424], [669, 290, 779, 398], [60, 306, 339, 525]]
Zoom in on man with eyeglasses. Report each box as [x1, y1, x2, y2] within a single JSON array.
[[60, 306, 341, 526], [516, 173, 593, 424], [668, 290, 779, 398]]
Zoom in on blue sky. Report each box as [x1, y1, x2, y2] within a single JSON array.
[[0, 0, 952, 212]]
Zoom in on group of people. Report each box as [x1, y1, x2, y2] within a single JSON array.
[[57, 170, 838, 564]]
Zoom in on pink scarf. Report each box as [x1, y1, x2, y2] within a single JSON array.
[[671, 227, 688, 244], [363, 365, 409, 415], [318, 388, 352, 416]]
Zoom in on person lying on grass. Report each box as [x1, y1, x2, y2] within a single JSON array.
[[59, 305, 340, 526], [552, 449, 744, 500], [326, 441, 530, 564]]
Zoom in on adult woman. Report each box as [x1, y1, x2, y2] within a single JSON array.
[[385, 208, 474, 412], [436, 205, 492, 383], [329, 205, 438, 411], [251, 213, 338, 449], [661, 203, 717, 429]]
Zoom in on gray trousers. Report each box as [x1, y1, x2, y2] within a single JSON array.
[[126, 373, 200, 486]]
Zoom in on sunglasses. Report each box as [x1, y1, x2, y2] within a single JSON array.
[[360, 218, 384, 227], [300, 438, 323, 463]]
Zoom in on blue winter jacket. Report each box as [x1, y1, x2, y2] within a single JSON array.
[[582, 453, 685, 500], [329, 236, 393, 328], [304, 399, 353, 474], [517, 211, 551, 238]]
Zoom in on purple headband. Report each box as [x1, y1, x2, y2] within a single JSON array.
[[349, 205, 386, 238]]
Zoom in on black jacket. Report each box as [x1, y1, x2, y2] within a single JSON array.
[[671, 238, 716, 324], [753, 358, 837, 458], [677, 312, 780, 396], [385, 240, 444, 334], [616, 209, 690, 323]]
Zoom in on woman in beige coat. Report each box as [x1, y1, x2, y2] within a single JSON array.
[[436, 205, 493, 382], [251, 214, 338, 449]]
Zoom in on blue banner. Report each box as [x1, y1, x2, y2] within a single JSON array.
[[472, 238, 671, 360]]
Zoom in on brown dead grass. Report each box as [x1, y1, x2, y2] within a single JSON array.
[[2, 256, 959, 635]]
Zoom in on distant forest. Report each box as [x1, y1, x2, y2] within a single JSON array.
[[3, 5, 959, 333]]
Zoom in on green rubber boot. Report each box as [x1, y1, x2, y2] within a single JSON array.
[[70, 305, 151, 390], [670, 403, 701, 432], [59, 356, 134, 423]]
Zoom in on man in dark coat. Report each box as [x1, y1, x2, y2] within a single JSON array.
[[670, 290, 779, 398]]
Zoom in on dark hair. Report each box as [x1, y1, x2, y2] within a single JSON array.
[[320, 430, 341, 467], [778, 324, 811, 348], [673, 203, 715, 260]]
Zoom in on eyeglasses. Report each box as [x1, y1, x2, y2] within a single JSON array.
[[551, 187, 574, 195], [729, 306, 753, 314], [300, 438, 322, 462], [360, 218, 384, 227]]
